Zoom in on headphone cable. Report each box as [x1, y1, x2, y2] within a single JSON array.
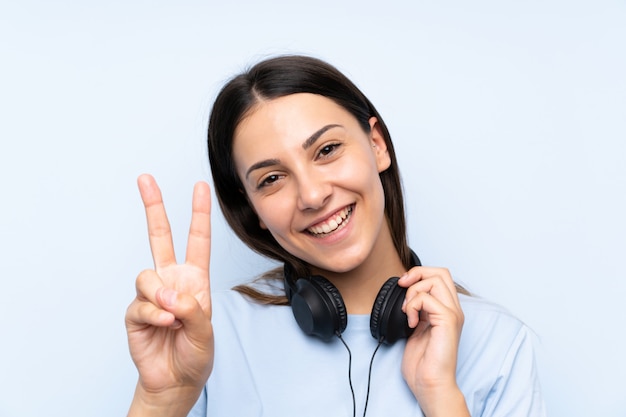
[[362, 338, 384, 417], [337, 333, 385, 417], [336, 332, 357, 417]]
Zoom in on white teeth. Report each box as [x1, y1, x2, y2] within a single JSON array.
[[308, 206, 352, 236]]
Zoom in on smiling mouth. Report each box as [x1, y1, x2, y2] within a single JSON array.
[[307, 205, 354, 236]]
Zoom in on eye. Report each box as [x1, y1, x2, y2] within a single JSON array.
[[258, 173, 282, 189], [317, 143, 341, 159]]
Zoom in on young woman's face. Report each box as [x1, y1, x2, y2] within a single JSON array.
[[232, 93, 392, 273]]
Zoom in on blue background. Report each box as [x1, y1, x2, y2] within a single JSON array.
[[1, 1, 624, 416]]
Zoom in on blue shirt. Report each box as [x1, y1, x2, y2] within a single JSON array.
[[188, 290, 545, 416]]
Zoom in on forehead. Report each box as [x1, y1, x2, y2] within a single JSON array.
[[232, 93, 357, 156], [235, 93, 350, 137]]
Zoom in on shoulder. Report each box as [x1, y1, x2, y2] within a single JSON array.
[[457, 293, 539, 381], [459, 293, 523, 328], [211, 287, 284, 316], [457, 294, 545, 415], [458, 293, 531, 359], [210, 287, 297, 337]]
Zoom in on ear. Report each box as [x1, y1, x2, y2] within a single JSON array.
[[369, 117, 391, 173], [259, 219, 267, 229]]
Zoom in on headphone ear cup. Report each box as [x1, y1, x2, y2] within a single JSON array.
[[290, 275, 348, 341], [370, 277, 413, 344]]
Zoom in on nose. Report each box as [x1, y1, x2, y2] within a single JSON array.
[[295, 173, 332, 211]]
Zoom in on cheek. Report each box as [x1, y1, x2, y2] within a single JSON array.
[[351, 158, 387, 210], [335, 154, 382, 189], [252, 199, 290, 235]]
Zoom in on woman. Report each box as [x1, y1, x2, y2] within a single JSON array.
[[126, 55, 545, 416]]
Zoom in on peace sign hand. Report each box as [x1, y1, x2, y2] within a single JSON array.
[[126, 174, 214, 416]]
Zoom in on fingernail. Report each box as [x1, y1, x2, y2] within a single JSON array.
[[161, 288, 178, 306]]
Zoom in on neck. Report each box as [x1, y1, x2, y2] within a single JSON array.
[[317, 235, 406, 315], [340, 262, 405, 314]]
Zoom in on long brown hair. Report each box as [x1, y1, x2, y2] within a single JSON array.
[[207, 55, 465, 304]]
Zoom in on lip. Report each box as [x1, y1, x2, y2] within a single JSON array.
[[304, 204, 355, 236]]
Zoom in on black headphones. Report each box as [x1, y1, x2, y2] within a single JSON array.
[[283, 250, 421, 344]]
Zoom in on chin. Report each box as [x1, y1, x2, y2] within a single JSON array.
[[310, 249, 369, 274]]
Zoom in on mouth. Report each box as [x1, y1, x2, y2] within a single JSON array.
[[306, 205, 354, 237]]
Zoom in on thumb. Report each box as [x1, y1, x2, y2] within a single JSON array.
[[156, 288, 212, 339]]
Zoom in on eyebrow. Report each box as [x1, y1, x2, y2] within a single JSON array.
[[245, 124, 343, 180], [302, 124, 342, 150], [245, 158, 281, 180]]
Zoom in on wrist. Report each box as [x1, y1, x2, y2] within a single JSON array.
[[414, 383, 470, 417], [128, 382, 203, 417]]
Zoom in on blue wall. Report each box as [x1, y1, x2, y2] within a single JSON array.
[[1, 1, 624, 415]]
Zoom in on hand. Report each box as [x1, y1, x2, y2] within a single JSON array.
[[125, 174, 214, 415], [398, 267, 468, 416]]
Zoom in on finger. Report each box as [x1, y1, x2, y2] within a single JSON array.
[[128, 270, 175, 327], [135, 269, 165, 304], [137, 174, 177, 269], [185, 181, 212, 271], [125, 298, 178, 328], [400, 267, 461, 310], [411, 310, 431, 338], [132, 270, 185, 329], [404, 292, 460, 329], [403, 276, 458, 312], [404, 292, 434, 328], [399, 266, 455, 288], [156, 287, 213, 339]]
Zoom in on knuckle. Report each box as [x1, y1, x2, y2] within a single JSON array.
[[136, 269, 151, 283], [135, 269, 156, 290], [405, 287, 417, 299], [437, 267, 452, 280], [124, 302, 136, 322], [125, 299, 148, 325], [448, 308, 464, 327]]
